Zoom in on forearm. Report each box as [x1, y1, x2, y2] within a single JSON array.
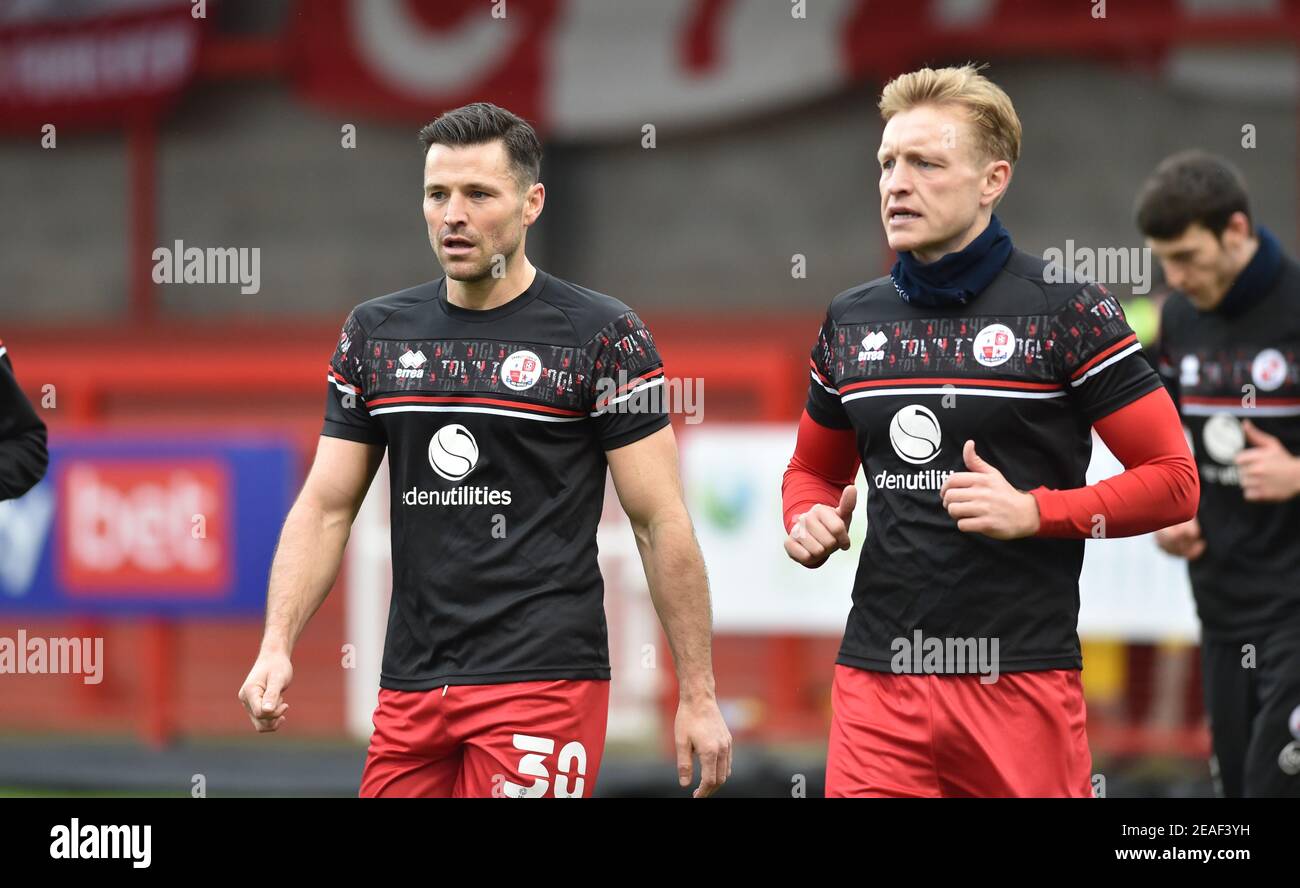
[[1030, 388, 1199, 538], [783, 460, 849, 532], [260, 494, 353, 655], [782, 410, 860, 532], [1030, 458, 1197, 537], [634, 510, 717, 703]]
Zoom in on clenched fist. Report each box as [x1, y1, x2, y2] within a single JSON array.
[[940, 440, 1041, 540], [785, 485, 857, 568], [1236, 420, 1300, 503], [1155, 516, 1206, 561], [238, 649, 293, 733]]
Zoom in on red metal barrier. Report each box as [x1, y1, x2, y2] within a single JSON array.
[[0, 314, 819, 745], [1, 318, 1212, 758]]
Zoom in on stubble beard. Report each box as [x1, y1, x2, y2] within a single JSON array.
[[441, 230, 521, 283]]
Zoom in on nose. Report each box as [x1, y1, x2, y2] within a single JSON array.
[[882, 171, 912, 209], [442, 193, 469, 228], [1161, 261, 1185, 292]]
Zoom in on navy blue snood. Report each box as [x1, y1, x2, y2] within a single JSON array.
[[1212, 226, 1282, 318], [890, 215, 1014, 309]]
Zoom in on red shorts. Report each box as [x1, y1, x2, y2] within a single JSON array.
[[359, 679, 610, 798], [825, 664, 1092, 798]]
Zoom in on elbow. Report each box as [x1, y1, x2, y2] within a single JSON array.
[[1170, 452, 1200, 524], [629, 503, 689, 552], [294, 490, 352, 536], [780, 459, 800, 499], [628, 515, 653, 550]]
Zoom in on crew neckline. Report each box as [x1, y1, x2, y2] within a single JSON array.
[[436, 269, 548, 323]]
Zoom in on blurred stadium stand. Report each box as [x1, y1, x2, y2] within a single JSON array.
[[2, 0, 1297, 796]]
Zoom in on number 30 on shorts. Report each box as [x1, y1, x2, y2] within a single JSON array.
[[501, 734, 588, 798]]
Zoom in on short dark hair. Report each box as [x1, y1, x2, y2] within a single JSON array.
[[417, 102, 542, 187], [1134, 150, 1252, 240]]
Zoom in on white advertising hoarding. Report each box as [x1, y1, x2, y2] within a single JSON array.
[[679, 423, 1200, 640]]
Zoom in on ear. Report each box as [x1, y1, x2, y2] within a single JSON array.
[[1223, 210, 1252, 242], [523, 181, 545, 227], [980, 159, 1012, 208]]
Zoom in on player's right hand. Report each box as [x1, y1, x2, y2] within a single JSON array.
[[784, 486, 857, 569], [1154, 516, 1205, 561], [238, 650, 293, 733]]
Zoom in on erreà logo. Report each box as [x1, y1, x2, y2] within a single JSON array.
[[858, 330, 888, 362], [397, 349, 427, 379], [428, 424, 478, 481]]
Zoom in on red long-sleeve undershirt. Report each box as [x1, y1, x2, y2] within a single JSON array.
[[781, 387, 1199, 539], [782, 411, 861, 534]]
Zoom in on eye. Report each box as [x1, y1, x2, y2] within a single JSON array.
[[427, 190, 445, 201], [881, 159, 894, 171], [916, 159, 935, 169], [471, 190, 488, 199]]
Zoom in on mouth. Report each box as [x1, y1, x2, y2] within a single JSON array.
[[440, 235, 476, 255], [887, 207, 922, 225]]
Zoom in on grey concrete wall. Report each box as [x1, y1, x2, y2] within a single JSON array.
[[1, 59, 1294, 324], [0, 133, 129, 322]]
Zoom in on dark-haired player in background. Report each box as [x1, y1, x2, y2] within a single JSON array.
[[0, 338, 48, 501], [782, 65, 1199, 797], [238, 103, 731, 797], [1138, 150, 1300, 798]]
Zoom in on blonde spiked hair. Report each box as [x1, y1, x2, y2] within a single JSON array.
[[878, 64, 1021, 167]]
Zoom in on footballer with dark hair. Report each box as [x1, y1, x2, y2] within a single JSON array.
[[1138, 150, 1300, 798], [238, 102, 731, 797]]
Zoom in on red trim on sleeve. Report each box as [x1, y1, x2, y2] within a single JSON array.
[[1069, 333, 1138, 381], [782, 409, 861, 534], [603, 366, 665, 398], [1030, 387, 1199, 538], [329, 367, 360, 394]]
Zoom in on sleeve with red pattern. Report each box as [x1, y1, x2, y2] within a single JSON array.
[[1053, 282, 1163, 425], [782, 409, 861, 534], [323, 310, 387, 445], [1029, 386, 1198, 538]]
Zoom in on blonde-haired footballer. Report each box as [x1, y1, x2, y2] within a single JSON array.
[[782, 65, 1198, 797]]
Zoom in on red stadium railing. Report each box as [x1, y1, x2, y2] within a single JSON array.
[[1, 317, 1211, 764]]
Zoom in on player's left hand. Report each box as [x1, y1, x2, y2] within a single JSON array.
[[1236, 420, 1300, 502], [940, 440, 1041, 539], [674, 695, 732, 798]]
